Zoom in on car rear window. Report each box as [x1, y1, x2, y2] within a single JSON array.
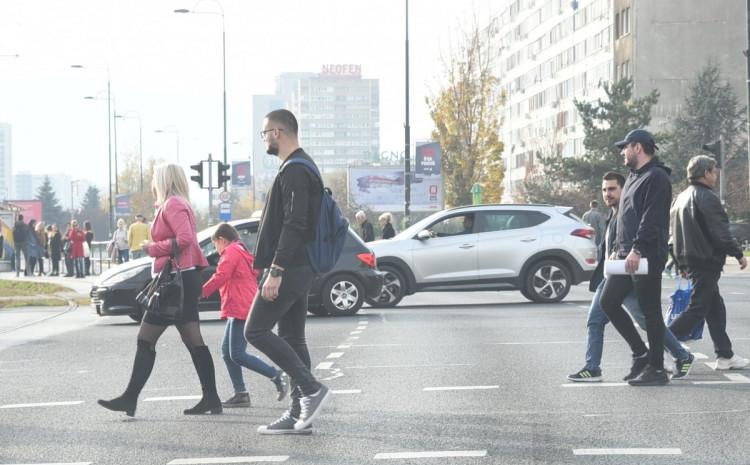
[[478, 211, 549, 232]]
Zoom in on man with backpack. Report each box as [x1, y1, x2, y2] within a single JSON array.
[[246, 109, 331, 435]]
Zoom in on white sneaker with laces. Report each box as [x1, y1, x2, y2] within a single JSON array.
[[715, 355, 750, 370]]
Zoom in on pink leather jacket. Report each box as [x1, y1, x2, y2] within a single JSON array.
[[146, 196, 208, 273]]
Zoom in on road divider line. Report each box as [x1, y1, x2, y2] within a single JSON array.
[[423, 385, 499, 392], [346, 363, 473, 369], [337, 345, 351, 349], [374, 450, 487, 460], [573, 448, 681, 456], [561, 383, 628, 388], [143, 395, 201, 402], [316, 361, 334, 370], [332, 389, 361, 394], [0, 401, 84, 409], [693, 352, 709, 360], [327, 352, 344, 359], [350, 330, 363, 335], [168, 456, 289, 464]]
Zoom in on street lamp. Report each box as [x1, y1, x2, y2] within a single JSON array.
[[174, 1, 227, 191], [73, 64, 114, 236], [155, 126, 180, 163], [115, 112, 144, 193], [70, 179, 80, 219]]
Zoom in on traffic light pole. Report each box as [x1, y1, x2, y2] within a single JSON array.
[[190, 154, 230, 225]]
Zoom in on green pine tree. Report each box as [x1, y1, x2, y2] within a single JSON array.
[[78, 186, 109, 240], [35, 176, 66, 226]]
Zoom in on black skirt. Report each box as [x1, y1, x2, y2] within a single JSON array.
[[143, 269, 201, 326]]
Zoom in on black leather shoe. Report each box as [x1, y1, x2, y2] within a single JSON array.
[[628, 365, 669, 386], [623, 352, 649, 381], [184, 396, 222, 415], [98, 396, 137, 417]]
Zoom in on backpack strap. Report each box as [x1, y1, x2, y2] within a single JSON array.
[[281, 158, 324, 192]]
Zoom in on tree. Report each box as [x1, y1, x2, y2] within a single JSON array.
[[79, 186, 109, 240], [660, 63, 748, 220], [427, 22, 505, 207], [35, 176, 66, 226], [522, 79, 660, 213], [115, 152, 159, 222]]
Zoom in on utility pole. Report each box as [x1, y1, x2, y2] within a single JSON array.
[[208, 153, 215, 225], [404, 0, 411, 227], [746, 0, 750, 199]]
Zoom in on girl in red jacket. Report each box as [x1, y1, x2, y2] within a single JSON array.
[[202, 223, 288, 408]]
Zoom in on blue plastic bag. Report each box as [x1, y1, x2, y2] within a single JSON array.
[[665, 279, 704, 341]]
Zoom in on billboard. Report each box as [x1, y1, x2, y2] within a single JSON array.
[[348, 167, 443, 212], [115, 194, 131, 216], [416, 141, 441, 176], [232, 161, 252, 187], [6, 200, 43, 223]]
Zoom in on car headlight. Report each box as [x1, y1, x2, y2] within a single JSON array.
[[102, 266, 147, 285]]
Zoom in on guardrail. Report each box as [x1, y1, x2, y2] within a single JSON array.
[[90, 240, 115, 275]]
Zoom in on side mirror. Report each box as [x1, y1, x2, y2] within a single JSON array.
[[417, 230, 432, 241]]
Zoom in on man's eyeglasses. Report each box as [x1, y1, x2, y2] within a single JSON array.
[[260, 128, 284, 140]]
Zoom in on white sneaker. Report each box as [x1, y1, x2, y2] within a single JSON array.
[[715, 355, 750, 370]]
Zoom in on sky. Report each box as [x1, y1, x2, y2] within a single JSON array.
[[0, 0, 496, 203]]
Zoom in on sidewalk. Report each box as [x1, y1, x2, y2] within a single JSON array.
[[0, 271, 95, 295]]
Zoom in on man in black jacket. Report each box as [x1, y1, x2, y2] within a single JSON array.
[[245, 109, 329, 435], [599, 129, 672, 386], [12, 214, 29, 277], [669, 155, 748, 370]]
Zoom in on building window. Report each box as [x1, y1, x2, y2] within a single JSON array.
[[621, 8, 630, 36]]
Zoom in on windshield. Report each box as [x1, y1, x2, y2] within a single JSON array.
[[392, 210, 453, 239]]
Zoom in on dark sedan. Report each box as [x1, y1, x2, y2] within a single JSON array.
[[90, 218, 384, 320]]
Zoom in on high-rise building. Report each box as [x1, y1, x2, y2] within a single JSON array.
[[494, 0, 746, 199], [0, 123, 11, 202], [251, 66, 380, 197]]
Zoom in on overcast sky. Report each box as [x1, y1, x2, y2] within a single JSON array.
[[0, 0, 495, 199]]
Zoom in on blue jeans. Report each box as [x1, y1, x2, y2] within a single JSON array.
[[221, 318, 278, 393], [73, 257, 85, 277], [585, 280, 689, 371], [130, 250, 145, 260], [118, 249, 130, 263]]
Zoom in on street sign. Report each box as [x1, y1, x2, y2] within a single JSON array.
[[219, 201, 231, 221], [219, 190, 231, 202]]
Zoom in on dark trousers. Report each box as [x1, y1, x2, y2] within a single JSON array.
[[600, 271, 665, 369], [668, 268, 733, 359], [14, 243, 28, 276], [245, 265, 318, 395]]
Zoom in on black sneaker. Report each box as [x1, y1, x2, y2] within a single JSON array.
[[623, 352, 649, 381], [271, 371, 289, 401], [627, 365, 669, 386], [567, 368, 602, 382], [672, 354, 695, 379], [257, 410, 313, 435], [294, 384, 330, 430], [222, 392, 250, 408]]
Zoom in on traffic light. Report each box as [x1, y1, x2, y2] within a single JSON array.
[[217, 162, 231, 188], [190, 162, 204, 188], [702, 139, 722, 168]]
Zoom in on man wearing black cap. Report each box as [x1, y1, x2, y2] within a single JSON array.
[[599, 129, 672, 386]]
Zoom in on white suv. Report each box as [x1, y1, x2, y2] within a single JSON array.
[[367, 204, 597, 307]]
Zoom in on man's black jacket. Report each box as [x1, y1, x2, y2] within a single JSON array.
[[615, 159, 672, 271], [254, 148, 322, 270], [361, 220, 375, 242], [670, 181, 743, 271]]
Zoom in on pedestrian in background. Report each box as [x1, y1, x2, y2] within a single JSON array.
[[62, 222, 73, 277], [27, 219, 42, 276], [201, 223, 288, 409], [67, 220, 86, 278], [98, 163, 220, 418], [48, 224, 61, 276], [669, 155, 749, 370], [599, 129, 672, 386], [568, 172, 693, 383], [379, 212, 396, 240], [582, 200, 606, 245], [356, 210, 374, 242], [35, 221, 47, 276], [12, 214, 29, 277], [111, 219, 129, 264], [84, 221, 94, 275], [247, 109, 330, 435], [128, 214, 151, 260]]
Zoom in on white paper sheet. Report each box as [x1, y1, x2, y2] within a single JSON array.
[[604, 258, 649, 276]]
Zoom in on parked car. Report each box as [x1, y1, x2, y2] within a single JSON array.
[[729, 222, 750, 248], [90, 218, 384, 320], [366, 204, 597, 307]]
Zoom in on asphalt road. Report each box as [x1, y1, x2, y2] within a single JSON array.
[[2, 275, 750, 465]]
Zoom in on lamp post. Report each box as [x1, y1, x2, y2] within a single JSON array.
[[73, 64, 114, 236], [403, 0, 411, 227], [70, 179, 80, 219], [115, 112, 144, 193], [155, 127, 180, 163], [175, 1, 227, 191]]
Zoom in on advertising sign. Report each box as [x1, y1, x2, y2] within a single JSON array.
[[348, 167, 443, 212], [232, 161, 252, 188], [415, 141, 441, 176], [115, 194, 131, 216], [219, 202, 232, 221], [6, 200, 43, 223]]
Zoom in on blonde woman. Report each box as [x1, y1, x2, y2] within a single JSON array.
[[110, 219, 129, 264], [378, 212, 396, 240], [98, 164, 220, 417]]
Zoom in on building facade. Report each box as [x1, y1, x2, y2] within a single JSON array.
[[0, 123, 11, 202]]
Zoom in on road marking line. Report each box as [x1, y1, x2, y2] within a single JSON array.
[[374, 450, 487, 460], [143, 395, 201, 402], [577, 305, 589, 309], [730, 292, 746, 295], [704, 362, 718, 370], [489, 340, 595, 345], [347, 336, 360, 340], [168, 457, 289, 464], [337, 345, 351, 349], [2, 463, 93, 465], [562, 383, 628, 388], [693, 352, 709, 360], [356, 326, 367, 330], [423, 385, 499, 392], [573, 448, 681, 456], [0, 401, 83, 409], [332, 389, 361, 394], [316, 361, 334, 370], [350, 330, 363, 335], [345, 363, 473, 369], [693, 373, 750, 385], [327, 352, 344, 359]]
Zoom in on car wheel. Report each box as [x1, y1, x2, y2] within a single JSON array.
[[307, 305, 328, 316], [322, 275, 364, 316], [366, 265, 405, 308], [523, 259, 571, 303]]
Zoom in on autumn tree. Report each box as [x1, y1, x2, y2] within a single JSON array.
[[115, 153, 161, 221], [427, 22, 505, 207]]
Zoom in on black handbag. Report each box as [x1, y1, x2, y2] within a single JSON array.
[[136, 239, 184, 322]]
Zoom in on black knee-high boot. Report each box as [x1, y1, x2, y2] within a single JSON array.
[[98, 339, 155, 417], [184, 345, 222, 415]]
